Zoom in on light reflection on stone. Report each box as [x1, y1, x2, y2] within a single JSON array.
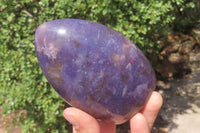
[[34, 19, 156, 124]]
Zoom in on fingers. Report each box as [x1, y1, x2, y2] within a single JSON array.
[[140, 91, 163, 130], [63, 91, 163, 133], [130, 91, 163, 133], [130, 113, 150, 133], [63, 107, 100, 133], [99, 121, 116, 133], [63, 107, 116, 133]]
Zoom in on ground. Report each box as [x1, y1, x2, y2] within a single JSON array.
[[152, 28, 200, 133], [0, 107, 22, 133], [152, 70, 200, 133]]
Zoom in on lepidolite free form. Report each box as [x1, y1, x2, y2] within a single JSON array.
[[34, 19, 156, 124]]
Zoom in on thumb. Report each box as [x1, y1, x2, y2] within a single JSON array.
[[63, 107, 100, 133]]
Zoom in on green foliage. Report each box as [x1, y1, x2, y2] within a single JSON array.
[[172, 0, 200, 33], [0, 0, 197, 132]]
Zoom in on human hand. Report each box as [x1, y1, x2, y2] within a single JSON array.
[[63, 91, 163, 133]]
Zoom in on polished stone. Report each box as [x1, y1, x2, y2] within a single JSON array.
[[34, 19, 156, 124]]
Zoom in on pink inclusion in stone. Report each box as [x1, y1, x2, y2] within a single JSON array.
[[34, 19, 156, 124]]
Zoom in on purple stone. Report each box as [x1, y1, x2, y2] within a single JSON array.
[[34, 19, 156, 124]]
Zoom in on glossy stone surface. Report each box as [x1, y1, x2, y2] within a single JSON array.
[[34, 19, 156, 124]]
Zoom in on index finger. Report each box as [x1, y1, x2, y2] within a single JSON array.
[[140, 91, 163, 130]]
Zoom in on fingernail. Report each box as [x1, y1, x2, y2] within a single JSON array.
[[65, 115, 79, 129]]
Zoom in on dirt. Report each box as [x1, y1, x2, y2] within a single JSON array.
[[152, 70, 200, 133], [0, 107, 22, 133], [151, 28, 200, 133]]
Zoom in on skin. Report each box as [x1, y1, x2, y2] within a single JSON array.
[[63, 91, 163, 133]]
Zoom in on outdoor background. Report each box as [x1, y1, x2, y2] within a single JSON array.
[[0, 0, 200, 133]]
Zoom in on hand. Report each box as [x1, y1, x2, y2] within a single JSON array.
[[63, 91, 163, 133]]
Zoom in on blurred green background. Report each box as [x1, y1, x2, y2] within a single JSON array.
[[0, 0, 199, 132]]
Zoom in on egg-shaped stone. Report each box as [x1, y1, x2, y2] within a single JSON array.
[[34, 19, 156, 124]]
